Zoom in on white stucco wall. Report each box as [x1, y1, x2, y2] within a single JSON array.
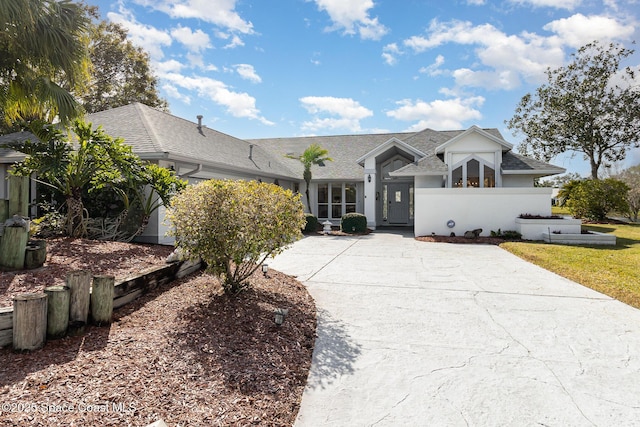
[[502, 175, 535, 187], [416, 175, 444, 188], [414, 187, 552, 237]]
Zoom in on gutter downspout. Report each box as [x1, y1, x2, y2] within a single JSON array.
[[180, 164, 203, 178]]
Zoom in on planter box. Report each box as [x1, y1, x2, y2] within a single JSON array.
[[542, 231, 616, 245], [515, 217, 582, 240]]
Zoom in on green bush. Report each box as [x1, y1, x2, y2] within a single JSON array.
[[168, 179, 305, 294], [304, 213, 318, 232], [341, 212, 367, 233], [567, 178, 629, 221]]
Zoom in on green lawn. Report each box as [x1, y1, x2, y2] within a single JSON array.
[[500, 222, 640, 309]]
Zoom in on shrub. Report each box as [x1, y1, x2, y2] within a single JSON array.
[[167, 180, 305, 294], [341, 212, 367, 233], [567, 178, 629, 221], [304, 213, 318, 232]]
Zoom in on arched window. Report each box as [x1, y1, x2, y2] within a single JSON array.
[[381, 156, 411, 180], [450, 155, 496, 188]]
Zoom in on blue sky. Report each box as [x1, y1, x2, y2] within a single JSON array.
[[88, 0, 640, 176]]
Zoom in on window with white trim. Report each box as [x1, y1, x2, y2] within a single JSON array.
[[451, 155, 496, 188], [317, 183, 358, 219]]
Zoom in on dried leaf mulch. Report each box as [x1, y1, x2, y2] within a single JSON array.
[[0, 266, 317, 426], [0, 238, 175, 308]]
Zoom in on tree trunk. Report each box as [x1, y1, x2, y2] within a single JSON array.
[[44, 286, 70, 339], [8, 175, 29, 217], [65, 195, 86, 237], [66, 270, 92, 334], [13, 293, 47, 351], [90, 275, 115, 325], [0, 224, 29, 269]]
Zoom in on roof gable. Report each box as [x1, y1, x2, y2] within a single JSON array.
[[355, 137, 426, 165], [435, 125, 513, 154]]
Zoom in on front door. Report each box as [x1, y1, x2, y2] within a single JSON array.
[[387, 183, 409, 224]]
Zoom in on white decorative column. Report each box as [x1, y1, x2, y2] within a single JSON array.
[[364, 155, 377, 229]]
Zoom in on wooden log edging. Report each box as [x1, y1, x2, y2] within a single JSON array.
[[0, 259, 202, 348]]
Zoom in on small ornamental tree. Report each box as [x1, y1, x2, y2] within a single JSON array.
[[567, 178, 629, 221], [167, 179, 306, 294]]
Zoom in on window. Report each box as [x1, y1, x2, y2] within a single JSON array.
[[451, 156, 496, 188], [318, 183, 328, 218], [316, 183, 358, 219], [381, 156, 411, 180], [345, 183, 357, 214]]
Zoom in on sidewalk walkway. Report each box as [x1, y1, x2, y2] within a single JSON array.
[[269, 232, 640, 426]]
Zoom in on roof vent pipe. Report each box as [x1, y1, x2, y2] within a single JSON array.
[[197, 115, 203, 130], [249, 144, 254, 160]]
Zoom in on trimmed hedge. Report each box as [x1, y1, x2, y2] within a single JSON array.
[[304, 213, 319, 232], [341, 213, 367, 234]]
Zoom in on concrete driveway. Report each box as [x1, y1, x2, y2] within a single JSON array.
[[268, 231, 640, 426]]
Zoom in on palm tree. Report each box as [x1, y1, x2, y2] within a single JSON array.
[[0, 0, 90, 127], [287, 144, 333, 214]]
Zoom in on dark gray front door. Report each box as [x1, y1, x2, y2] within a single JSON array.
[[387, 183, 409, 224]]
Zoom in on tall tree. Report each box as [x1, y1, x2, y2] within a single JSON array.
[[617, 165, 640, 221], [0, 0, 90, 127], [507, 41, 640, 179], [287, 144, 332, 215], [79, 20, 168, 113]]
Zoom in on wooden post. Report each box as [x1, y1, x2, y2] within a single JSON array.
[[0, 224, 29, 269], [13, 293, 47, 351], [8, 175, 29, 217], [66, 270, 92, 334], [91, 275, 115, 325], [44, 286, 70, 339], [0, 199, 8, 223], [25, 239, 47, 269]]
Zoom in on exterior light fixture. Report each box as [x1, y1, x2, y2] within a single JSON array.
[[274, 308, 289, 326], [262, 263, 269, 277], [367, 174, 372, 183]]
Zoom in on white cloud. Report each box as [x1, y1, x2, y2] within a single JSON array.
[[162, 73, 273, 125], [402, 19, 568, 88], [135, 0, 254, 34], [509, 0, 583, 10], [234, 64, 262, 83], [419, 54, 446, 76], [543, 14, 635, 47], [224, 34, 245, 49], [313, 0, 388, 40], [155, 59, 187, 74], [107, 10, 172, 60], [467, 0, 485, 4], [386, 97, 485, 131], [300, 96, 373, 132], [170, 25, 212, 52], [162, 83, 191, 104], [382, 43, 402, 65]]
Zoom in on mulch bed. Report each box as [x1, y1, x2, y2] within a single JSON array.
[[0, 241, 316, 426]]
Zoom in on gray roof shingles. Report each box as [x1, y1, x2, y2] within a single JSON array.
[[0, 103, 563, 179]]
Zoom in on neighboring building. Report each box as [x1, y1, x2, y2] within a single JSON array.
[[0, 103, 565, 243]]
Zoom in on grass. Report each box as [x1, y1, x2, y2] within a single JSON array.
[[500, 222, 640, 309]]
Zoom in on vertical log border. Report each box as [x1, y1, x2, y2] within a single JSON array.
[[0, 259, 201, 348]]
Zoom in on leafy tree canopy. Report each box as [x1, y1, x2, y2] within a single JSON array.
[[78, 18, 168, 113], [0, 0, 90, 128], [507, 41, 640, 179]]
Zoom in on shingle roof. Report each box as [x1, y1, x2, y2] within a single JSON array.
[[86, 103, 295, 178], [0, 103, 563, 179], [501, 151, 565, 174]]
